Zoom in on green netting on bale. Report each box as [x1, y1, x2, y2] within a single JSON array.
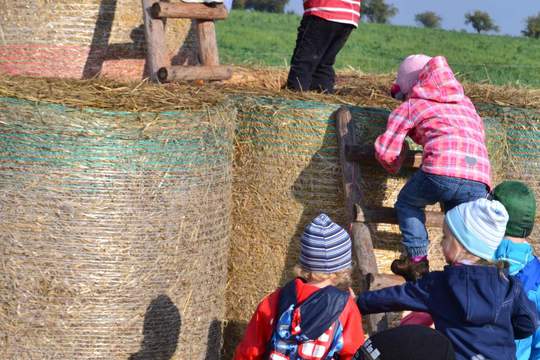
[[0, 97, 235, 360], [477, 103, 540, 249]]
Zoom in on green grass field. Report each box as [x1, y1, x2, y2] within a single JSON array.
[[216, 10, 540, 87]]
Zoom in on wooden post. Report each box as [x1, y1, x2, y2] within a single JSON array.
[[142, 0, 168, 82], [196, 20, 220, 66], [158, 65, 232, 82], [355, 204, 444, 227], [346, 144, 423, 169], [335, 106, 388, 334], [151, 2, 228, 20], [336, 107, 361, 222]]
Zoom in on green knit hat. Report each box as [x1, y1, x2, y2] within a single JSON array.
[[492, 181, 536, 238]]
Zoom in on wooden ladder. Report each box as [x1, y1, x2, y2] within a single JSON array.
[[142, 0, 232, 82], [335, 106, 445, 334]]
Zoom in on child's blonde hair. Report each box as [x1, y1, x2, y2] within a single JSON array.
[[293, 265, 352, 290]]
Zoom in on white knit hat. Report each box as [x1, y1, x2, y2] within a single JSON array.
[[445, 198, 509, 261]]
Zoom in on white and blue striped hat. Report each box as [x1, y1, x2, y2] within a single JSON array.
[[445, 198, 509, 261], [300, 213, 352, 273]]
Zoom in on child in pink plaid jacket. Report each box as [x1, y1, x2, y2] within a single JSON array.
[[375, 55, 492, 281]]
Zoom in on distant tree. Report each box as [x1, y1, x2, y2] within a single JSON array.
[[362, 0, 398, 24], [465, 10, 499, 33], [415, 11, 442, 29], [522, 12, 540, 38], [234, 0, 287, 12]]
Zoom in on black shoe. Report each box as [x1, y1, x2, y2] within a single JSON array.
[[391, 257, 429, 282]]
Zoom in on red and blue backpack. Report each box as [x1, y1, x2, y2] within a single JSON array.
[[267, 279, 349, 360]]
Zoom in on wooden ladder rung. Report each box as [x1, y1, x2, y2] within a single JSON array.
[[158, 65, 232, 81], [151, 2, 228, 20], [355, 204, 444, 227], [346, 144, 423, 169]]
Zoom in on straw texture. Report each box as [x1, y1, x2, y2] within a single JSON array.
[[0, 0, 197, 80], [0, 97, 235, 359], [224, 96, 509, 357]]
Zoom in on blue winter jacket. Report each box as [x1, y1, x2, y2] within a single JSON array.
[[357, 264, 539, 360], [496, 239, 540, 360]]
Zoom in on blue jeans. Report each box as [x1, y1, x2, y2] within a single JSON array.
[[395, 170, 488, 257]]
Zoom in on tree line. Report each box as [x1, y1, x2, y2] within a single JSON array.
[[233, 0, 540, 38]]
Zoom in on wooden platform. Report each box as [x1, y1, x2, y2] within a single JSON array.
[[142, 0, 232, 82]]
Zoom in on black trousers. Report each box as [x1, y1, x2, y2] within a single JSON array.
[[286, 15, 354, 94]]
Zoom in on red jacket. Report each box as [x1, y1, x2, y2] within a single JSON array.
[[234, 278, 364, 360], [304, 0, 361, 27]]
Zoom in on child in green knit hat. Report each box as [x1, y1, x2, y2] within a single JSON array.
[[494, 180, 539, 360]]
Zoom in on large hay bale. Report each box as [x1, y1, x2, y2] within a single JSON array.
[[0, 0, 198, 80], [477, 104, 540, 249], [0, 96, 235, 359], [224, 96, 508, 357]]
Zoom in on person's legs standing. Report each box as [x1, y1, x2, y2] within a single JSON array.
[[287, 16, 343, 91], [310, 22, 354, 93]]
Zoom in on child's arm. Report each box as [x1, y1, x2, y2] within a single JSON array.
[[374, 102, 414, 174], [233, 290, 280, 360], [356, 277, 431, 314], [512, 282, 539, 340]]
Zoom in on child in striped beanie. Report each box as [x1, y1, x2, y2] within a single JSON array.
[[357, 198, 538, 360], [234, 213, 364, 360]]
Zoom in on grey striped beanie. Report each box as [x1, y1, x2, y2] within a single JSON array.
[[300, 213, 352, 273]]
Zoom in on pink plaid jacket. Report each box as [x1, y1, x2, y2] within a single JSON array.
[[374, 56, 492, 188]]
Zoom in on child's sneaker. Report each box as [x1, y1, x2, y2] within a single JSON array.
[[391, 257, 429, 282]]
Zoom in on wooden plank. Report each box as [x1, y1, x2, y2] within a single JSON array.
[[336, 106, 362, 222], [142, 0, 168, 82], [151, 2, 228, 20], [366, 273, 405, 291], [197, 20, 220, 66], [351, 222, 388, 333], [157, 65, 232, 82], [335, 106, 387, 334], [346, 144, 423, 169], [355, 204, 444, 227]]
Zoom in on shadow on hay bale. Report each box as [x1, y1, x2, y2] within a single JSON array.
[[0, 96, 235, 360], [129, 295, 181, 360]]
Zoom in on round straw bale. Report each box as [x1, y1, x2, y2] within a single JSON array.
[[0, 96, 235, 359], [225, 96, 510, 357], [0, 1, 197, 80], [478, 104, 540, 247]]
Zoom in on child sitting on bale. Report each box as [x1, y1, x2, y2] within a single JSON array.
[[375, 54, 492, 281], [234, 213, 364, 360], [356, 198, 538, 360], [493, 181, 540, 360]]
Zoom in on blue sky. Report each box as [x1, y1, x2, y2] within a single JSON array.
[[284, 0, 540, 36]]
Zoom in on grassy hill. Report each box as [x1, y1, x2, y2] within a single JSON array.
[[216, 10, 540, 87]]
